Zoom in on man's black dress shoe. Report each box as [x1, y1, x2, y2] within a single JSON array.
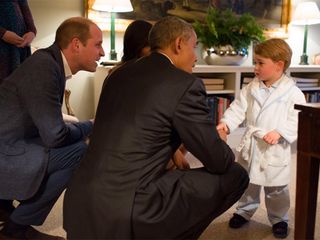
[[272, 221, 288, 239], [0, 220, 65, 240], [229, 213, 249, 228], [0, 200, 15, 222], [0, 208, 12, 222]]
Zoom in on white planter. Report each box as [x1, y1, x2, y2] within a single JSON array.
[[203, 46, 248, 65]]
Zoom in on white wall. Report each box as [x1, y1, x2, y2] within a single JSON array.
[[29, 0, 95, 120], [28, 0, 320, 119], [288, 0, 320, 65], [29, 0, 127, 120]]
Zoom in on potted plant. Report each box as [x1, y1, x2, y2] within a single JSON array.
[[193, 8, 265, 65]]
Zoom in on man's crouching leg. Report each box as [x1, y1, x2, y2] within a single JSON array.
[[179, 162, 249, 239], [214, 162, 249, 218], [0, 141, 88, 240]]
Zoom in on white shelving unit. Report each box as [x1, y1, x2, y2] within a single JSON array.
[[192, 65, 254, 99], [192, 64, 320, 99], [94, 65, 320, 114], [94, 65, 320, 151], [287, 65, 320, 92], [191, 65, 320, 152]]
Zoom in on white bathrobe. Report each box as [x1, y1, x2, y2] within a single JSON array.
[[221, 74, 306, 186]]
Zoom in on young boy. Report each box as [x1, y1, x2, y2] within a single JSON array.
[[217, 38, 306, 238]]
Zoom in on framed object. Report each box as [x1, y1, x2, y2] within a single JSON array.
[[313, 53, 320, 65], [85, 0, 291, 37]]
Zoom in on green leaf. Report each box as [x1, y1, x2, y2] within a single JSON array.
[[193, 7, 265, 50]]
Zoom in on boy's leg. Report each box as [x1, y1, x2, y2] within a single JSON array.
[[265, 185, 290, 238], [264, 185, 289, 225], [235, 183, 262, 220]]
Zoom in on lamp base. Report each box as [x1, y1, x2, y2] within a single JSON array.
[[299, 54, 308, 65], [110, 50, 117, 61]]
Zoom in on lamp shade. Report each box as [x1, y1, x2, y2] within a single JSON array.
[[291, 1, 320, 25], [92, 0, 133, 12]]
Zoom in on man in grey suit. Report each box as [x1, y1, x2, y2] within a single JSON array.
[[0, 17, 104, 239], [64, 16, 249, 239]]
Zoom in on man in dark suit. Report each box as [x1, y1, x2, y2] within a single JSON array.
[[0, 17, 104, 239], [63, 16, 249, 239]]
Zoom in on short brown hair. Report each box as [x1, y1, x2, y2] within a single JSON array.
[[149, 16, 194, 51], [55, 17, 96, 49], [254, 38, 292, 72]]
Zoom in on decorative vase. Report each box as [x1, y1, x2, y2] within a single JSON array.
[[202, 45, 248, 65]]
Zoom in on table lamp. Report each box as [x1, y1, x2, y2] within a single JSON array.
[[92, 0, 133, 61], [291, 1, 320, 65]]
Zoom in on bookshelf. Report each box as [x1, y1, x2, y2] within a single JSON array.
[[192, 65, 254, 99], [94, 65, 320, 115], [192, 65, 320, 126], [192, 64, 320, 99]]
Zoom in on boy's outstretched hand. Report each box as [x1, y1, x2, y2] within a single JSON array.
[[216, 122, 229, 133], [217, 129, 227, 142], [216, 122, 229, 142]]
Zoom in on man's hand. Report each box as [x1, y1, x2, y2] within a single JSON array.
[[263, 130, 281, 145], [63, 113, 79, 123], [173, 149, 190, 169], [178, 144, 187, 155], [166, 148, 190, 170], [2, 31, 24, 46]]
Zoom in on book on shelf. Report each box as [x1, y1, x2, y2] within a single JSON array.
[[296, 82, 319, 88], [205, 84, 224, 91], [292, 77, 319, 83], [202, 78, 224, 85], [206, 95, 234, 125], [304, 92, 320, 102]]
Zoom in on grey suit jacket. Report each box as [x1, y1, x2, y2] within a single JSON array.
[[0, 44, 92, 200]]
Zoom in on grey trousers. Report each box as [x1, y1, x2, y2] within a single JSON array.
[[235, 183, 290, 225], [10, 141, 87, 225]]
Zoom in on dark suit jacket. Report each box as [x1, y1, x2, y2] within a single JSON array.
[[63, 52, 235, 239], [0, 44, 92, 200]]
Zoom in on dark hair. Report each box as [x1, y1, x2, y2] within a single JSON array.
[[121, 20, 152, 62], [149, 16, 194, 51], [55, 17, 95, 49]]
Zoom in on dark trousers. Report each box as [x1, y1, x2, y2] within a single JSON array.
[[179, 163, 249, 239], [132, 162, 249, 240], [9, 141, 87, 226]]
